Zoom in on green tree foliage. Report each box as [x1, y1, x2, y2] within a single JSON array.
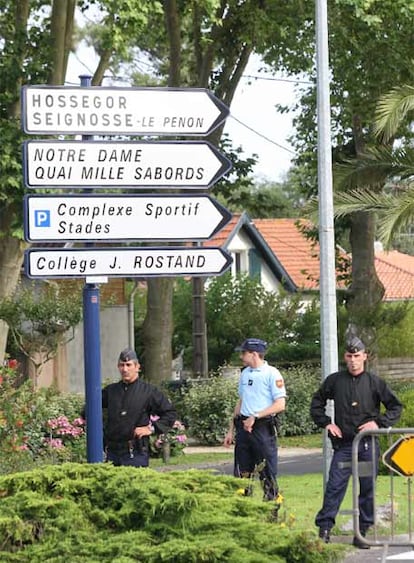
[[173, 274, 321, 371], [217, 176, 302, 218], [263, 0, 414, 351], [0, 0, 77, 360], [332, 83, 414, 249], [0, 284, 82, 380]]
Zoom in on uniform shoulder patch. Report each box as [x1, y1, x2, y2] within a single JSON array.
[[276, 378, 284, 388]]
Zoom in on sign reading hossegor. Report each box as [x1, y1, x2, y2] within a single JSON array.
[[21, 86, 229, 136], [25, 247, 232, 279], [23, 140, 231, 188], [24, 194, 232, 241]]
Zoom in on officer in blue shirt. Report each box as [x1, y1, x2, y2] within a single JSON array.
[[224, 338, 286, 501]]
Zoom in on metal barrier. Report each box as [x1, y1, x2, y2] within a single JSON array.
[[351, 428, 414, 561]]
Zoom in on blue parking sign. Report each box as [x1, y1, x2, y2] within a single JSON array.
[[34, 210, 50, 227]]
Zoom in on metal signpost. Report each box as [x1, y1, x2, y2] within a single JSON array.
[[21, 81, 232, 464], [23, 140, 231, 189], [24, 194, 232, 241]]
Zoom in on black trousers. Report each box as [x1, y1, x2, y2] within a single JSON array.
[[315, 437, 379, 531]]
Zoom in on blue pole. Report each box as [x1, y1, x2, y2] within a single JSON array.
[[80, 74, 103, 463], [83, 284, 103, 462]]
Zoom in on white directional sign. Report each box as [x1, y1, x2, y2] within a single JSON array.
[[24, 194, 232, 242], [23, 140, 232, 188], [21, 86, 229, 136], [25, 247, 232, 279]]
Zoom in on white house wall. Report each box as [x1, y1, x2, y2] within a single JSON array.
[[225, 229, 282, 293], [66, 305, 129, 394]]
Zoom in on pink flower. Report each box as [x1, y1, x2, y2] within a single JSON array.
[[44, 437, 64, 449], [73, 417, 85, 426], [175, 434, 187, 443]]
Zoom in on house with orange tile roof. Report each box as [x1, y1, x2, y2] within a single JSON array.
[[206, 214, 414, 301]]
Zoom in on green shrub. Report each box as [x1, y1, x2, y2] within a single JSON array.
[[0, 463, 344, 562], [376, 303, 414, 358], [399, 388, 414, 428], [0, 363, 86, 474], [177, 364, 321, 445], [379, 387, 414, 475], [181, 376, 239, 444], [279, 365, 320, 437]]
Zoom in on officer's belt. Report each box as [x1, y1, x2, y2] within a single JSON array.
[[240, 415, 273, 425], [106, 439, 145, 453]]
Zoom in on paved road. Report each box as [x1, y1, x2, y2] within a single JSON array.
[[340, 539, 414, 562], [190, 448, 324, 476]]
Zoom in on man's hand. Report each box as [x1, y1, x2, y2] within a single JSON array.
[[358, 420, 379, 432], [134, 425, 153, 439], [326, 423, 342, 438], [243, 415, 255, 433], [223, 431, 233, 447]]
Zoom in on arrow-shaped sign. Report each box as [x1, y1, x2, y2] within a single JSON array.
[[23, 140, 232, 189], [21, 86, 229, 136], [25, 247, 232, 279], [24, 194, 232, 242], [382, 435, 414, 477]]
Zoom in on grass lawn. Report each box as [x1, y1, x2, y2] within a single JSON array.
[[151, 433, 411, 539]]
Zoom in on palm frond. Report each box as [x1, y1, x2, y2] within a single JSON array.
[[333, 187, 414, 247], [334, 146, 414, 191], [374, 85, 414, 142], [376, 186, 414, 246], [333, 189, 393, 217]]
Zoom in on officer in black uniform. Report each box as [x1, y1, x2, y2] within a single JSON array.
[[310, 337, 402, 549], [102, 348, 177, 467]]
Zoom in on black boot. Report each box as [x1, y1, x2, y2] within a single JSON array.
[[318, 529, 330, 543], [352, 530, 370, 550]]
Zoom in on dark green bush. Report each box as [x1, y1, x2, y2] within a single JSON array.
[[279, 365, 321, 437], [0, 463, 343, 562], [376, 303, 414, 358], [0, 364, 86, 474], [181, 376, 239, 444], [176, 364, 321, 444], [379, 387, 414, 475]]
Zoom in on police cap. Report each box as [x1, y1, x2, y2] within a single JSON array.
[[345, 337, 365, 354]]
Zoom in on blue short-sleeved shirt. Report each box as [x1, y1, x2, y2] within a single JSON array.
[[238, 361, 286, 416]]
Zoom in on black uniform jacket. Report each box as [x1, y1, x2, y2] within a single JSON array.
[[310, 369, 402, 443], [102, 378, 177, 448]]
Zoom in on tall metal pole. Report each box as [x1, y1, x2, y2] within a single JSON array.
[[315, 0, 338, 484], [80, 74, 104, 463]]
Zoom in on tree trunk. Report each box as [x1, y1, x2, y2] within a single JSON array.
[[346, 116, 385, 369], [141, 278, 174, 384], [49, 0, 69, 84], [0, 234, 28, 362], [347, 211, 384, 368]]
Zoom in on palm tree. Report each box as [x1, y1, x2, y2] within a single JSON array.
[[333, 85, 414, 248]]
